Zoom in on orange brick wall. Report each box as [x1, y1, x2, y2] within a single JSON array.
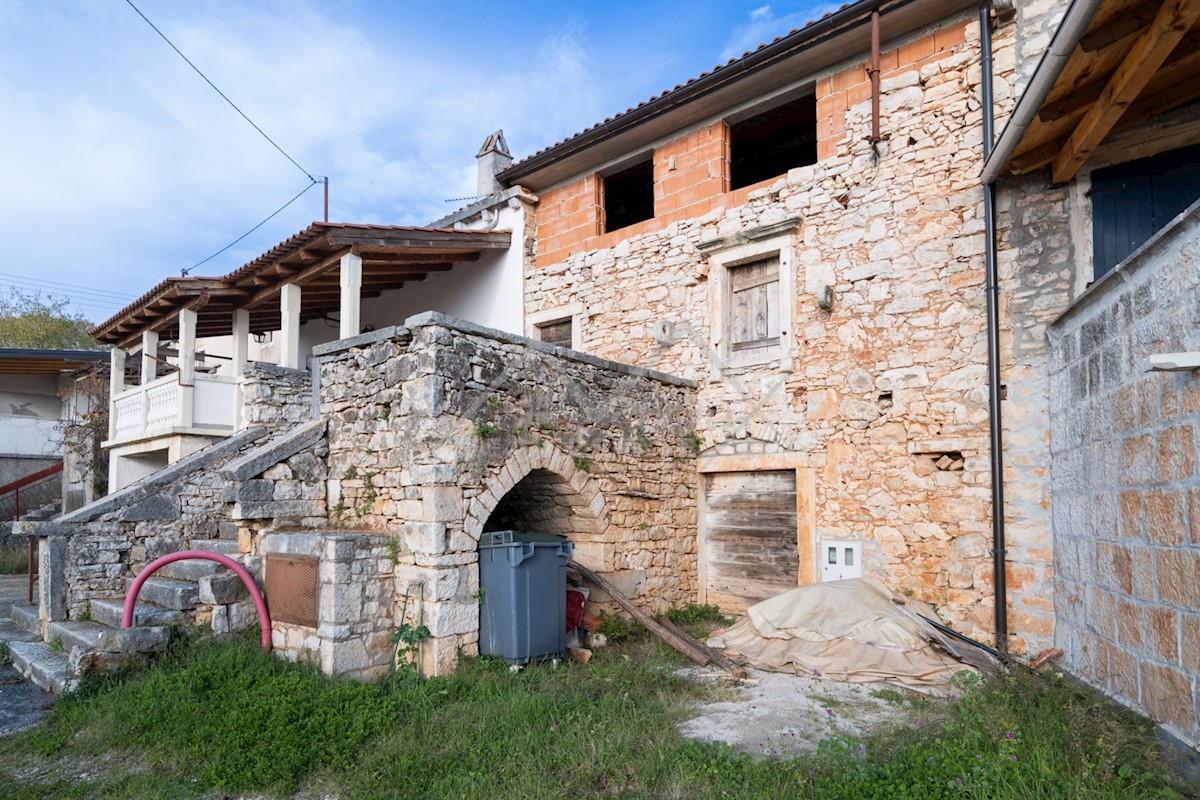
[[533, 21, 969, 267], [535, 175, 601, 267], [816, 20, 969, 159], [654, 120, 729, 218]]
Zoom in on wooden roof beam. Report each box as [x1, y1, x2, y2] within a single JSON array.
[[1052, 0, 1200, 183], [244, 246, 355, 308], [117, 295, 210, 349]]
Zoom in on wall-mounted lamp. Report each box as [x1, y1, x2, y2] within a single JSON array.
[[252, 332, 268, 344]]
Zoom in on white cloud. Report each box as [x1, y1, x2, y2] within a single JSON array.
[[720, 1, 844, 62], [0, 0, 620, 320]]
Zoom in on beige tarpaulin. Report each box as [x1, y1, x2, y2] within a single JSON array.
[[718, 577, 985, 690]]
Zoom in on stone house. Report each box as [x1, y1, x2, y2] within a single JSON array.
[[9, 0, 1200, 753], [510, 0, 1028, 650]]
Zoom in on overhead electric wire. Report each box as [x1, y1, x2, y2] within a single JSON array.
[[122, 1, 330, 278], [182, 181, 320, 276], [0, 272, 137, 301], [123, 0, 318, 184]]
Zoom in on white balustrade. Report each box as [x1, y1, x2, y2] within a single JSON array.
[[107, 373, 238, 444]]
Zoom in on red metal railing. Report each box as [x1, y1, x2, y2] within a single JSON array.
[[0, 461, 64, 604]]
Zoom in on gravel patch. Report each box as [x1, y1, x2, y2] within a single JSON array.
[[678, 667, 931, 757]]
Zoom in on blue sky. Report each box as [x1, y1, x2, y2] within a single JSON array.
[[0, 0, 837, 325]]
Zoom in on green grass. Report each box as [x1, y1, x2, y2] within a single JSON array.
[[0, 539, 29, 573], [0, 630, 1191, 800]]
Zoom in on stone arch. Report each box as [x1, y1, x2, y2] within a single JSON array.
[[463, 443, 612, 567]]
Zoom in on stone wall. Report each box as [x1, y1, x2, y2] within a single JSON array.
[[525, 15, 1043, 649], [1048, 202, 1200, 746], [315, 313, 698, 675], [241, 361, 314, 428], [29, 427, 270, 629], [260, 530, 395, 681]]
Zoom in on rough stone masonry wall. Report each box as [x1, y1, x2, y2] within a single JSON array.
[[1048, 202, 1200, 746], [33, 363, 321, 629], [525, 16, 1049, 650], [316, 314, 697, 675]]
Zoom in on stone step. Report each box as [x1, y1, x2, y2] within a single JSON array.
[[191, 539, 241, 556], [0, 615, 35, 644], [47, 620, 104, 653], [134, 577, 199, 611], [10, 602, 39, 635], [158, 557, 224, 581], [7, 640, 75, 693], [91, 598, 182, 629]]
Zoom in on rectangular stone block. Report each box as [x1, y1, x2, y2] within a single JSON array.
[[422, 486, 463, 523], [1140, 661, 1194, 734]]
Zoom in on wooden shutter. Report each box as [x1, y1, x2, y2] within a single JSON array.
[[729, 257, 780, 351], [1091, 142, 1200, 280], [537, 318, 573, 348]]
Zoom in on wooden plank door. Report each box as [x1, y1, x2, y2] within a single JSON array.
[[703, 469, 799, 613]]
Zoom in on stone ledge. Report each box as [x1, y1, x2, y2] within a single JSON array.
[[220, 419, 327, 482], [431, 185, 539, 228], [315, 311, 696, 389], [243, 361, 310, 379]]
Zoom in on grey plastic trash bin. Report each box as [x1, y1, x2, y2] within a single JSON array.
[[478, 530, 574, 665]]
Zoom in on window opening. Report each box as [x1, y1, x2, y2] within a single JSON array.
[[729, 94, 817, 190], [602, 158, 654, 232], [1091, 141, 1200, 279], [729, 256, 781, 351], [536, 318, 573, 348]]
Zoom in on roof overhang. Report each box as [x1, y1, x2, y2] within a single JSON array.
[[984, 0, 1200, 184], [0, 348, 108, 376], [499, 0, 977, 192], [90, 223, 512, 349]]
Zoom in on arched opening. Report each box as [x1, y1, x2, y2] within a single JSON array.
[[483, 468, 600, 539]]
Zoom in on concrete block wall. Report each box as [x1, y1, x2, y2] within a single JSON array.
[[1048, 202, 1200, 746]]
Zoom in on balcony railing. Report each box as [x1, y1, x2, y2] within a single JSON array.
[[107, 373, 238, 445]]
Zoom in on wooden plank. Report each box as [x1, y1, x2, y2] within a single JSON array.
[[1080, 0, 1161, 52], [568, 560, 746, 678], [1052, 0, 1200, 183], [243, 246, 353, 308]]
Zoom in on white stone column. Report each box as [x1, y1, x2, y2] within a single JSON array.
[[339, 252, 362, 340], [280, 283, 302, 369], [177, 308, 197, 428], [232, 308, 249, 429], [108, 347, 126, 441], [140, 331, 159, 385], [139, 330, 158, 438]]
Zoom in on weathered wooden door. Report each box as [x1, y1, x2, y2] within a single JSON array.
[[703, 470, 799, 613]]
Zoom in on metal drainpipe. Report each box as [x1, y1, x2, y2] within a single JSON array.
[[869, 9, 882, 143], [979, 0, 1008, 652]]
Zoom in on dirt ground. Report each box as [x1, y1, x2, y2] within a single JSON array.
[[677, 665, 932, 756]]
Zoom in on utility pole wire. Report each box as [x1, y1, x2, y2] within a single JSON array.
[[183, 181, 320, 276], [123, 0, 318, 184]]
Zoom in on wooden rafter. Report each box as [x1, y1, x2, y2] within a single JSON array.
[[243, 246, 354, 308], [1051, 0, 1200, 183]]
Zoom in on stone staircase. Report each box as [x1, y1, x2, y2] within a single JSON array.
[[1, 539, 251, 694]]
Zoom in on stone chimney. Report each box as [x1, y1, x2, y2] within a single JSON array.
[[476, 130, 512, 199]]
